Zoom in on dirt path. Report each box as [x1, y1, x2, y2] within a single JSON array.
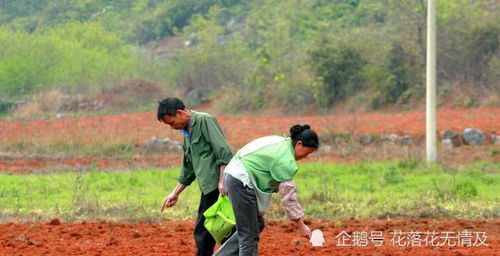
[[1, 218, 498, 255]]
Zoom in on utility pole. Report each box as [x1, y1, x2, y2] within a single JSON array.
[[426, 0, 437, 162]]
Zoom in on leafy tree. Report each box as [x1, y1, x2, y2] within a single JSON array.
[[309, 37, 366, 107]]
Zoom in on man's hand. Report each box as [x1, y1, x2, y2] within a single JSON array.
[[160, 183, 187, 212], [161, 192, 178, 211], [218, 179, 226, 195], [218, 164, 227, 195]]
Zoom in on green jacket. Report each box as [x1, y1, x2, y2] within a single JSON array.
[[238, 136, 298, 193], [178, 111, 233, 194]]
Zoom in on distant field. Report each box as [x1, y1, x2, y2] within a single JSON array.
[[1, 161, 498, 223], [0, 108, 499, 173], [1, 108, 499, 150]]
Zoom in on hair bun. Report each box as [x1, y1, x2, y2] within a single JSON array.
[[290, 124, 311, 138]]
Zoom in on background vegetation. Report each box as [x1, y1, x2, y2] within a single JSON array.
[[0, 0, 498, 114]]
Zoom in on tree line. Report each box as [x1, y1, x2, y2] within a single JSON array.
[[0, 0, 498, 113]]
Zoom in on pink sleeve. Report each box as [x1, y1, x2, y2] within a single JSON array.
[[278, 180, 304, 220]]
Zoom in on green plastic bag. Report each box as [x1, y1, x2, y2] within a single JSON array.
[[203, 195, 236, 244]]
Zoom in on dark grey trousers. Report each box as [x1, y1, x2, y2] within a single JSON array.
[[216, 174, 265, 256]]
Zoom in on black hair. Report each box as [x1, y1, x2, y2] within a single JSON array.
[[157, 97, 185, 122], [290, 124, 319, 149]]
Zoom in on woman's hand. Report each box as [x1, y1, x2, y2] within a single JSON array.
[[294, 218, 311, 238]]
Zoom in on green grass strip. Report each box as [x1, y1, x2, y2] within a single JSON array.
[[0, 160, 498, 222]]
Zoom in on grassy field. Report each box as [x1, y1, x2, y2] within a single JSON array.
[[0, 161, 498, 223]]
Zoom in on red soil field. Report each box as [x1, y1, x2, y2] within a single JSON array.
[[0, 108, 499, 173], [0, 154, 182, 174], [0, 218, 498, 256], [1, 109, 499, 255], [1, 108, 498, 148]]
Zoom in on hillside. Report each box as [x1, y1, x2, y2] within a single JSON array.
[[0, 0, 498, 115]]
